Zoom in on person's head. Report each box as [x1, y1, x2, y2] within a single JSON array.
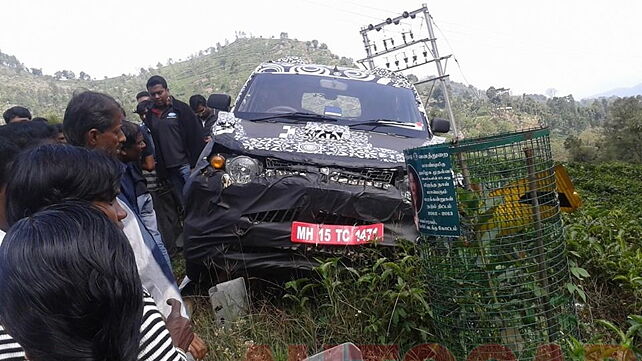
[[5, 144, 126, 228], [2, 106, 31, 123], [0, 121, 57, 150], [189, 94, 211, 120], [135, 90, 150, 103], [63, 91, 126, 155], [52, 123, 66, 143], [0, 202, 142, 361], [0, 122, 59, 230], [146, 75, 170, 107], [31, 117, 48, 123], [120, 120, 146, 163], [134, 99, 152, 122]]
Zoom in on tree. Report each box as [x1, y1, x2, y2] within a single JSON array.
[[486, 86, 499, 104], [311, 39, 319, 49], [62, 70, 75, 80], [156, 62, 163, 68], [600, 96, 642, 163], [280, 32, 289, 40], [30, 68, 43, 76], [564, 135, 597, 162], [319, 43, 328, 50]]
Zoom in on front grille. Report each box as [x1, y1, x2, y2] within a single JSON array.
[[265, 158, 296, 169], [311, 211, 372, 226], [265, 158, 396, 188], [245, 208, 301, 223]]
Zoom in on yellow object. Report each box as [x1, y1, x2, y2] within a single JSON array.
[[475, 165, 581, 236], [554, 164, 582, 212], [209, 154, 226, 169]]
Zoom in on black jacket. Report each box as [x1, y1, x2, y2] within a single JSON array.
[[144, 97, 206, 177]]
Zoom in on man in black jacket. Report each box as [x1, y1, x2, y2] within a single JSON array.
[[145, 75, 205, 205]]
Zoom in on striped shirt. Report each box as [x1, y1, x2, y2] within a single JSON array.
[[0, 292, 187, 361]]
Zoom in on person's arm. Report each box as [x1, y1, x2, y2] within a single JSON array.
[[180, 104, 206, 168], [141, 155, 155, 172], [138, 294, 189, 361], [140, 125, 156, 172]]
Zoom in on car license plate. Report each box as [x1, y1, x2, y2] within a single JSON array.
[[291, 221, 384, 245]]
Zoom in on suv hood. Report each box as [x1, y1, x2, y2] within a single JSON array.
[[211, 112, 445, 168]]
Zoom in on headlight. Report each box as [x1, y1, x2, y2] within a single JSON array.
[[226, 156, 261, 184]]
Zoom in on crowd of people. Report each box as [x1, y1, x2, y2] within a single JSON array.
[[0, 75, 220, 361]]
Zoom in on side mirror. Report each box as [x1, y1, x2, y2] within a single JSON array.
[[207, 94, 232, 112], [431, 117, 450, 133]]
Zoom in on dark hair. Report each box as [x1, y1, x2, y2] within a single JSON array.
[[53, 122, 64, 132], [0, 122, 58, 187], [62, 91, 122, 146], [121, 120, 142, 149], [5, 144, 123, 225], [0, 138, 19, 187], [0, 121, 57, 149], [135, 91, 150, 101], [0, 202, 142, 361], [189, 94, 207, 111], [2, 106, 31, 122], [146, 75, 168, 89], [135, 100, 152, 115], [31, 117, 48, 123]]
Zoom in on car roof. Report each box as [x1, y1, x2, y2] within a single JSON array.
[[254, 57, 415, 90]]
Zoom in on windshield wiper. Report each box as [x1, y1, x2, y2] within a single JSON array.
[[346, 119, 421, 128], [247, 112, 339, 123]]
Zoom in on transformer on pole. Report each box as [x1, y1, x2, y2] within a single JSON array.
[[358, 4, 461, 140]]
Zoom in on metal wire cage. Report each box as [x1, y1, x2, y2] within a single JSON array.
[[420, 128, 577, 360]]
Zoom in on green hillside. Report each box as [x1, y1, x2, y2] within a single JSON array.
[[1, 37, 354, 118], [1, 36, 635, 164]]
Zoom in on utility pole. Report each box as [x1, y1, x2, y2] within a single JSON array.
[[358, 4, 461, 140], [423, 7, 459, 140], [360, 32, 375, 70]]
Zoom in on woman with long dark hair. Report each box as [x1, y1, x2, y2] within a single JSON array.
[[0, 145, 193, 361], [0, 203, 143, 361]]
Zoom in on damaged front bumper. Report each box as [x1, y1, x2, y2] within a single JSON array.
[[183, 162, 418, 283]]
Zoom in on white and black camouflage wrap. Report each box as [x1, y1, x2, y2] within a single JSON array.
[[214, 112, 443, 164], [215, 59, 443, 164]]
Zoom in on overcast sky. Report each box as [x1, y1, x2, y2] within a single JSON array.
[[1, 0, 640, 98]]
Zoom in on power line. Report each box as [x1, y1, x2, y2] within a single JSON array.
[[428, 14, 475, 96]]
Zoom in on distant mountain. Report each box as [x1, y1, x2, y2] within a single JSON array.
[[590, 83, 642, 98], [0, 37, 354, 118]]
